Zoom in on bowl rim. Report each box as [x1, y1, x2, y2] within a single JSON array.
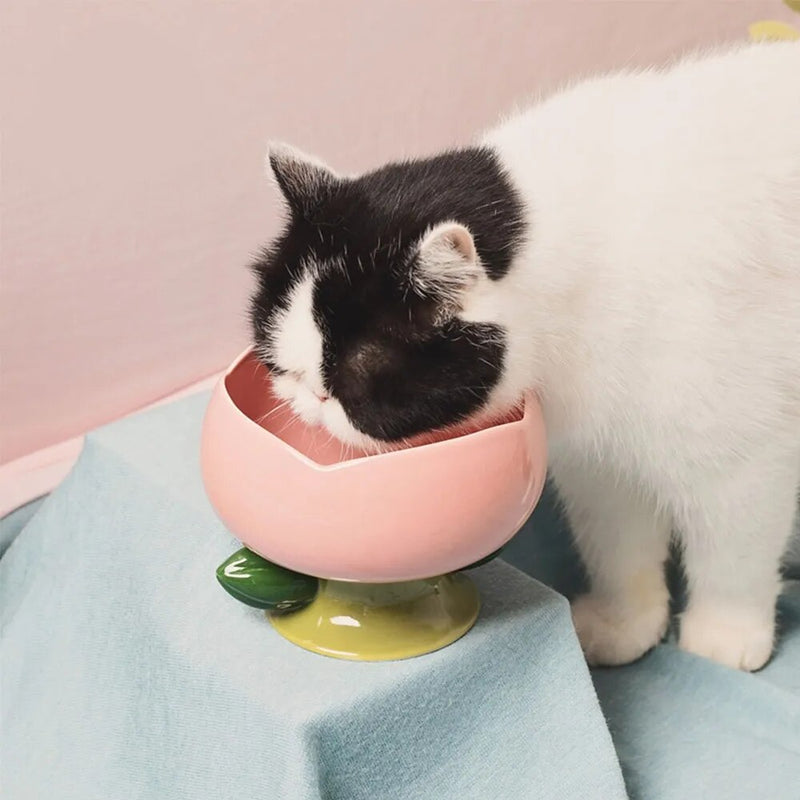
[[216, 348, 538, 473]]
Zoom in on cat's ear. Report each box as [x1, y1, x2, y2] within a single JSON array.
[[266, 142, 339, 214], [411, 222, 482, 316]]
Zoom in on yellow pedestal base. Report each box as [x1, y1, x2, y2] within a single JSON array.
[[269, 573, 480, 661]]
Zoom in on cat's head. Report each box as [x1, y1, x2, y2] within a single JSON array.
[[250, 142, 527, 450]]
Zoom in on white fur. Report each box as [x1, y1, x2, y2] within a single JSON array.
[[269, 274, 328, 420], [414, 221, 481, 302], [271, 43, 800, 670], [478, 43, 800, 670], [270, 272, 377, 449]]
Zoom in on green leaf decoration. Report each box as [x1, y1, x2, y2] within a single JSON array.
[[783, 0, 800, 14], [216, 547, 319, 611]]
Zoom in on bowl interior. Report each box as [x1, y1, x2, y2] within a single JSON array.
[[225, 352, 523, 467], [225, 354, 363, 466]]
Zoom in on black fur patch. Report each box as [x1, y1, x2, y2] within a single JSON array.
[[250, 146, 526, 441]]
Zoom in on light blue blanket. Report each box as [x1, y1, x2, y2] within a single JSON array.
[[2, 394, 799, 799]]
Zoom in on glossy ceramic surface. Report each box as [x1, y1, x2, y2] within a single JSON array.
[[201, 349, 548, 583], [216, 547, 318, 611], [270, 575, 480, 661]]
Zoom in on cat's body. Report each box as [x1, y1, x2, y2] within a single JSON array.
[[252, 42, 800, 671]]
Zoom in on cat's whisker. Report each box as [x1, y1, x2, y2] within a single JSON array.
[[274, 411, 305, 438], [255, 399, 292, 426]]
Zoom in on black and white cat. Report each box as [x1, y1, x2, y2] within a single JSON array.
[[250, 43, 800, 672]]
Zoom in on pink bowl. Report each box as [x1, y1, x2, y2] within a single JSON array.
[[201, 350, 548, 582]]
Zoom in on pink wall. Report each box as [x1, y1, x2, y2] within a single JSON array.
[[1, 0, 794, 463]]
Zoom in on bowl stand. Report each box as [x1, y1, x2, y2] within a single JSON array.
[[216, 546, 492, 661], [270, 574, 480, 661]]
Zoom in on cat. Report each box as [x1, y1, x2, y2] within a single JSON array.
[[250, 42, 800, 672]]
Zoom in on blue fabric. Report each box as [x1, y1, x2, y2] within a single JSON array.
[[2, 395, 626, 800], [505, 490, 800, 798], [3, 394, 799, 799], [0, 496, 45, 557]]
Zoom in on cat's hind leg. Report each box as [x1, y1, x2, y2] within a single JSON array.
[[677, 447, 799, 671]]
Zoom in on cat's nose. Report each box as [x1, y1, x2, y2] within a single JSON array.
[[315, 392, 329, 402]]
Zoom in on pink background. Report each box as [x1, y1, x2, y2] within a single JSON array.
[[1, 1, 795, 472]]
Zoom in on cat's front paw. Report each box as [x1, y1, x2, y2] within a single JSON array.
[[679, 605, 774, 671], [571, 592, 669, 666]]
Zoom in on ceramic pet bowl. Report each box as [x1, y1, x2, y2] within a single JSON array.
[[201, 349, 547, 660]]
